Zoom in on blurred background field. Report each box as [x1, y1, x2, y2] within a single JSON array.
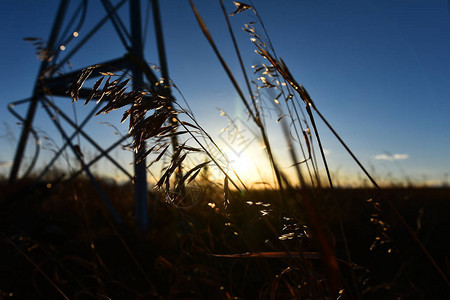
[[1, 176, 449, 299]]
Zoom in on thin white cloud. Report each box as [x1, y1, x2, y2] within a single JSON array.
[[375, 153, 409, 161], [393, 154, 409, 160]]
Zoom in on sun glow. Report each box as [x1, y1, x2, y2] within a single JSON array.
[[224, 144, 273, 188], [229, 152, 255, 177]]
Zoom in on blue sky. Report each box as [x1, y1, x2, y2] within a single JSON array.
[[1, 0, 449, 187]]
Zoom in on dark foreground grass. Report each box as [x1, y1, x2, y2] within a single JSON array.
[[1, 178, 449, 299]]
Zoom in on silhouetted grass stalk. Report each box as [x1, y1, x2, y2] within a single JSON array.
[[254, 39, 450, 287], [189, 0, 345, 296], [189, 0, 286, 196]]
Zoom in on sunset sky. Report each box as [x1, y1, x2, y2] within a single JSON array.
[[1, 0, 449, 187]]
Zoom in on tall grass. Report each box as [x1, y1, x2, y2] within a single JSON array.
[[66, 0, 447, 297], [2, 1, 449, 299]]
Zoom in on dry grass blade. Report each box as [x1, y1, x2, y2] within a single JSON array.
[[68, 67, 95, 101], [159, 130, 189, 139], [224, 174, 229, 207], [23, 37, 42, 41], [189, 0, 257, 123], [276, 115, 285, 123], [156, 151, 187, 191], [136, 144, 156, 164], [302, 130, 311, 161], [95, 76, 113, 110], [253, 66, 264, 74], [229, 1, 254, 16], [274, 92, 282, 103], [154, 144, 170, 164], [175, 160, 211, 195], [179, 145, 201, 152], [109, 78, 130, 97], [186, 168, 202, 185], [211, 252, 320, 259], [289, 159, 308, 168], [178, 120, 199, 129], [152, 125, 175, 137], [84, 76, 104, 105], [127, 111, 170, 152]]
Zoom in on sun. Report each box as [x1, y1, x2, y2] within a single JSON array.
[[229, 152, 255, 177], [224, 146, 272, 187]]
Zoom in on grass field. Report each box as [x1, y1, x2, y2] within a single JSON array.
[[1, 177, 449, 299]]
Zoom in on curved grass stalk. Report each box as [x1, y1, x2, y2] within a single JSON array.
[[189, 0, 286, 195], [257, 44, 450, 287]]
